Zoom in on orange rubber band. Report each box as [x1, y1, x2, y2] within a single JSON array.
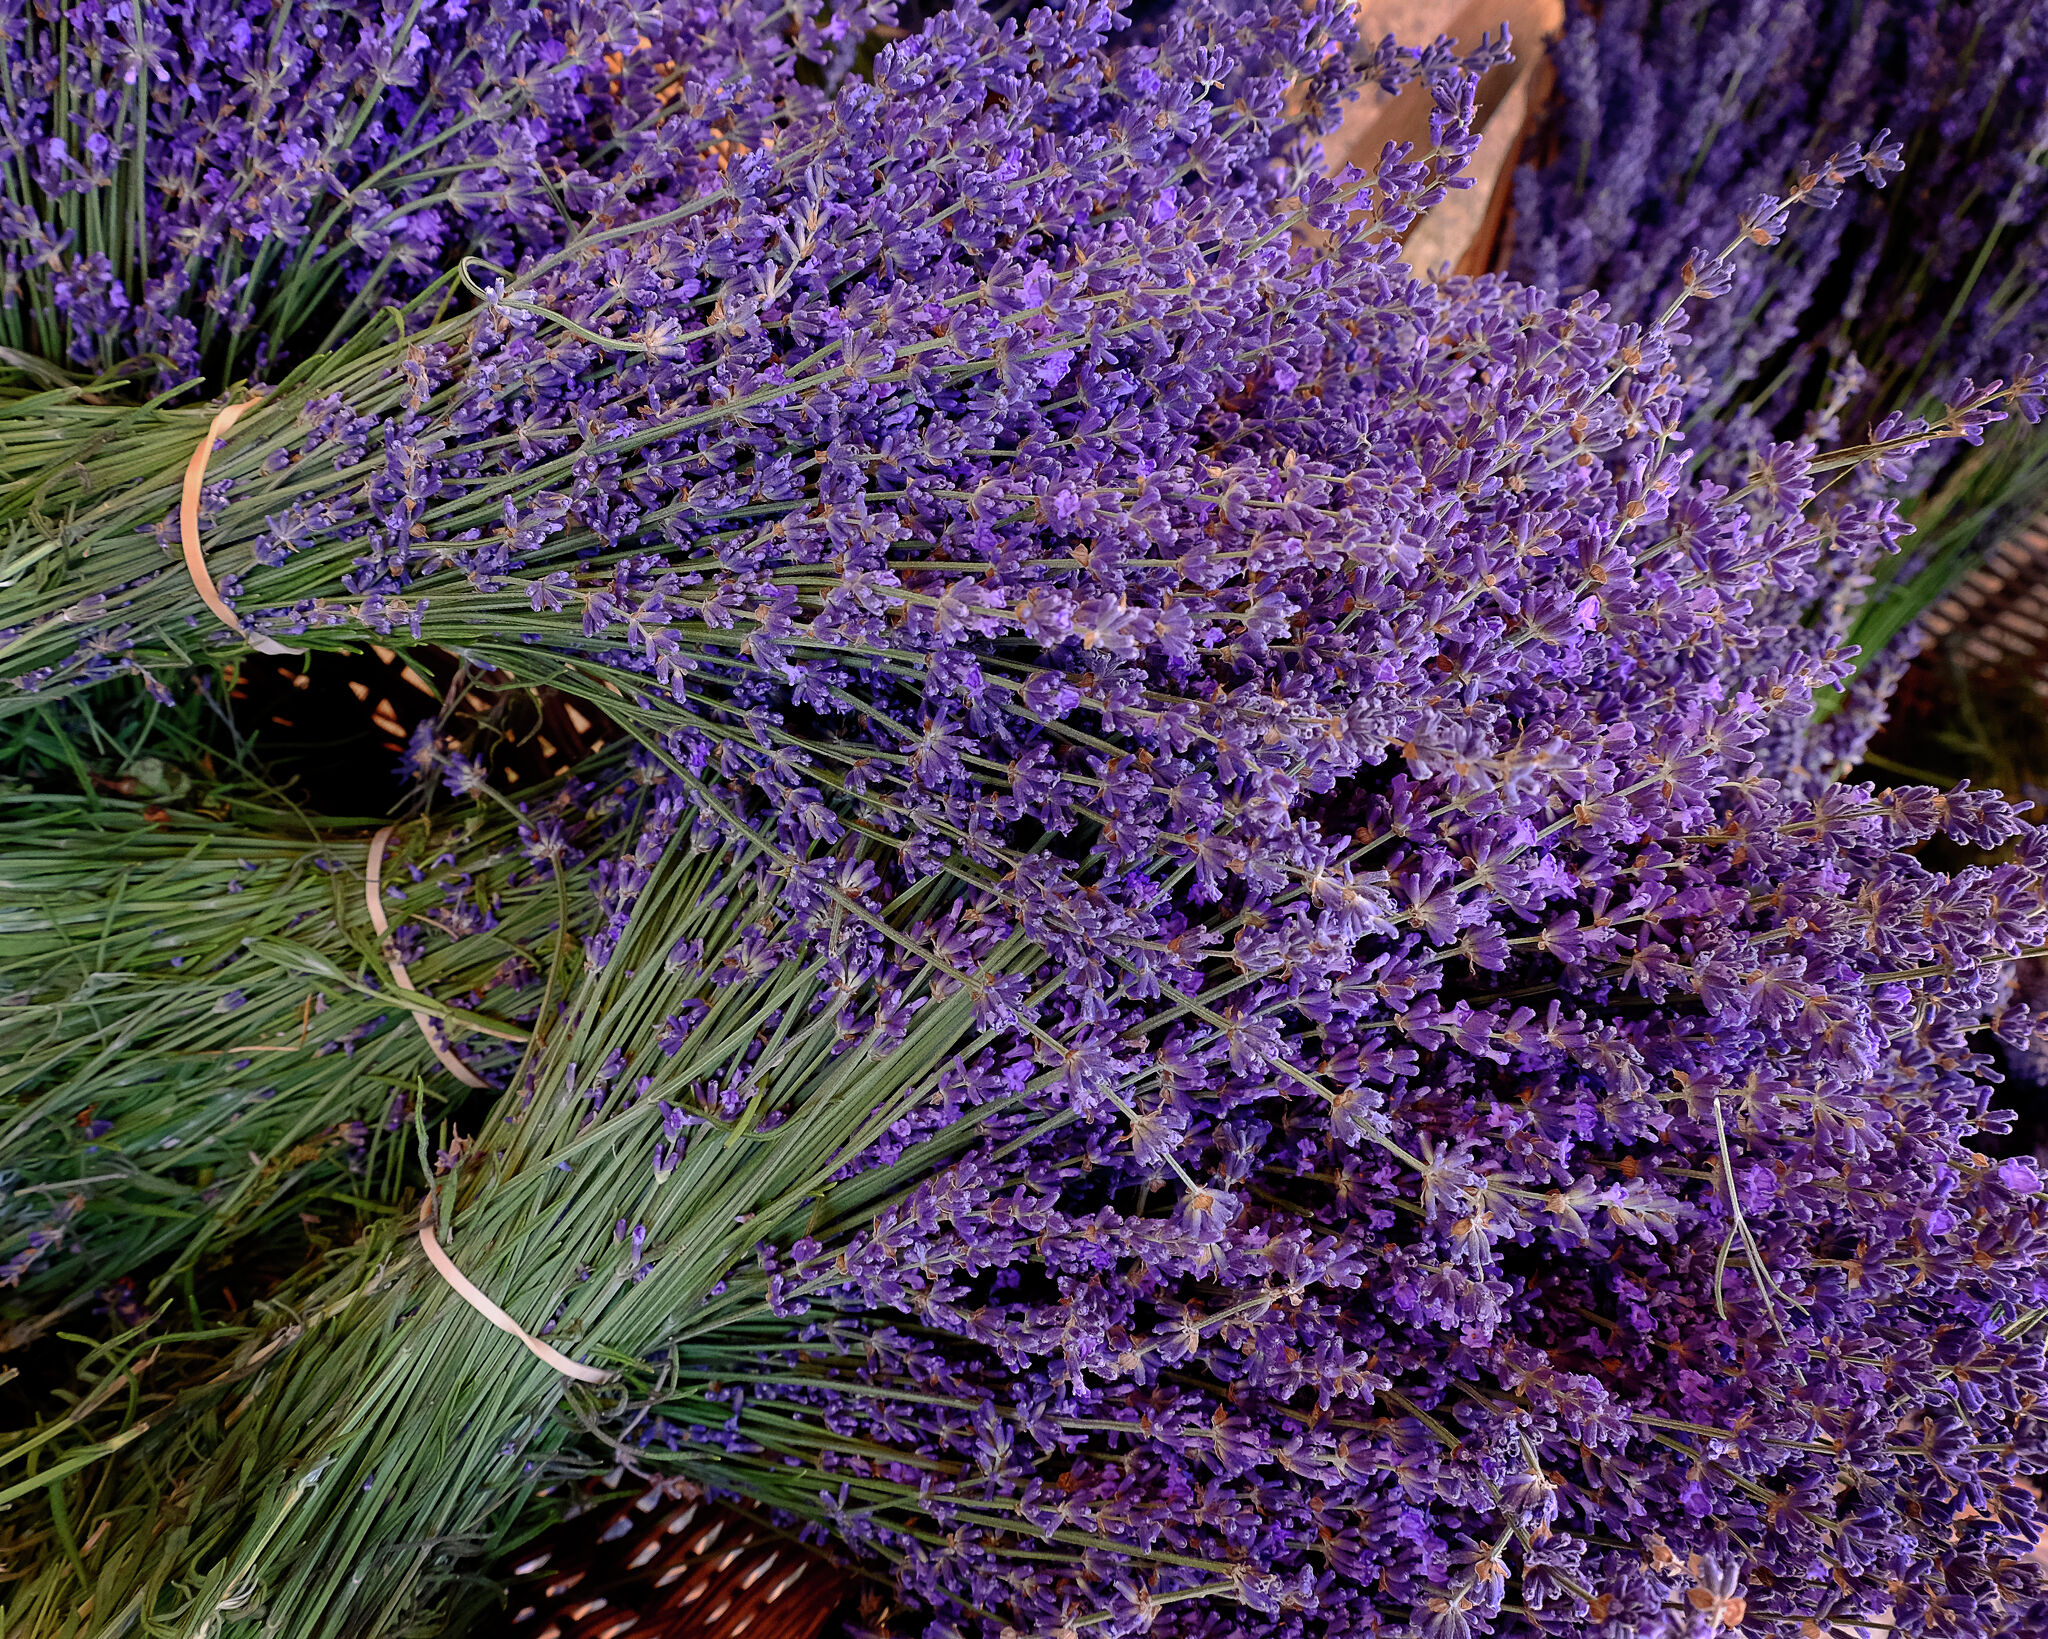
[[367, 825, 490, 1090], [180, 398, 303, 658], [418, 1201, 615, 1385]]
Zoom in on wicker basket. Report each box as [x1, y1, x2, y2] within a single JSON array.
[[504, 1486, 851, 1639], [228, 645, 615, 813], [1916, 517, 2048, 675]]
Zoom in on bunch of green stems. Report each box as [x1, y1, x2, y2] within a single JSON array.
[[0, 746, 626, 1346], [0, 803, 1089, 1638]]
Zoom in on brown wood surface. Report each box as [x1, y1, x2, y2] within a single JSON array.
[[1322, 1, 1563, 276]]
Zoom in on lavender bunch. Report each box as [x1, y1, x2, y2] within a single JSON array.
[[0, 768, 1097, 1638], [688, 775, 2048, 1639], [534, 253, 2048, 1638], [0, 0, 1512, 996], [0, 0, 892, 394], [1511, 0, 2048, 435], [1506, 0, 2048, 677], [0, 741, 660, 1346], [12, 0, 1970, 1020]]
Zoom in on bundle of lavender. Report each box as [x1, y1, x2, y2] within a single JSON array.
[[630, 774, 2048, 1639], [0, 0, 887, 397], [0, 723, 649, 1347], [0, 0, 1508, 1083], [0, 769, 1077, 1638], [0, 0, 1942, 971], [6, 4, 2048, 1639], [1506, 0, 2048, 680]]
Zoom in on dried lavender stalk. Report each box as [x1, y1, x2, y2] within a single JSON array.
[[0, 0, 891, 392]]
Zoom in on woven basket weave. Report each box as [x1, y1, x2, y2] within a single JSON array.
[[1917, 517, 2048, 674], [504, 1487, 850, 1639]]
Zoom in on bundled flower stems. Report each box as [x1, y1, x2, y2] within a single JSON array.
[[3, 785, 1065, 1638], [1508, 0, 2048, 675], [4, 2, 2048, 1639], [0, 732, 655, 1342]]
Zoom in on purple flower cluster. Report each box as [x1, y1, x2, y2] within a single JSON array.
[[1501, 0, 2048, 695], [1509, 0, 2048, 465], [0, 0, 1439, 674], [0, 0, 889, 388], [718, 765, 2048, 1639]]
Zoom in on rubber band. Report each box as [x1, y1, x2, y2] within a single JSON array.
[[417, 1201, 615, 1385], [367, 825, 491, 1090], [180, 398, 303, 658]]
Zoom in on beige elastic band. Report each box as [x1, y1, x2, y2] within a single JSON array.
[[367, 825, 490, 1089], [417, 1201, 615, 1384], [181, 398, 303, 658]]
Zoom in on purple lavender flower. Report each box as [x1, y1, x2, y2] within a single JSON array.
[[0, 0, 897, 390], [1508, 0, 2048, 684], [0, 1227, 62, 1287]]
